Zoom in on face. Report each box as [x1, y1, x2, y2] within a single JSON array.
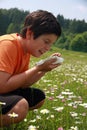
[[25, 33, 58, 57]]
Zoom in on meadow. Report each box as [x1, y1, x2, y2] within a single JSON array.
[[2, 47, 87, 130]]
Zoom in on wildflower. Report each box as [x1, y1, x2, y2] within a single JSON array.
[[54, 107, 64, 112], [40, 109, 50, 114], [75, 121, 82, 124], [70, 126, 78, 130], [8, 112, 18, 118], [61, 91, 73, 95], [81, 112, 86, 116], [28, 125, 37, 130], [84, 81, 87, 85], [51, 92, 54, 95], [33, 109, 38, 113], [56, 95, 64, 99], [62, 98, 66, 102], [50, 114, 54, 118], [29, 119, 36, 123], [73, 105, 77, 109], [58, 127, 63, 130], [68, 102, 74, 106], [79, 103, 87, 108], [48, 96, 54, 100], [0, 101, 6, 105], [70, 112, 78, 117], [68, 95, 76, 99], [36, 115, 41, 120], [60, 80, 67, 86], [24, 118, 27, 122]]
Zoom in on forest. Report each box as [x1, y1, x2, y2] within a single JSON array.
[[0, 8, 87, 52]]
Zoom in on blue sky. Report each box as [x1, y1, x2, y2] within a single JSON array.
[[0, 0, 87, 22]]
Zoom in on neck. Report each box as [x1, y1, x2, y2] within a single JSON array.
[[17, 35, 27, 54]]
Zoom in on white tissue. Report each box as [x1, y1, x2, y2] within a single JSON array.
[[36, 56, 64, 65]]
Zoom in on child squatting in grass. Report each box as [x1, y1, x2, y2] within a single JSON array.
[[0, 10, 61, 127]]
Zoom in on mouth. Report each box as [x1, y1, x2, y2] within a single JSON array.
[[39, 50, 44, 55]]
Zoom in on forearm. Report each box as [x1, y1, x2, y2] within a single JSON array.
[[0, 66, 46, 93], [0, 57, 60, 93], [22, 70, 46, 88]]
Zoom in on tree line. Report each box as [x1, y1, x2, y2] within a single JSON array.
[[0, 8, 87, 52]]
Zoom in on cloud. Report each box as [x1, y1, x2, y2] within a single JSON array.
[[77, 5, 87, 13]]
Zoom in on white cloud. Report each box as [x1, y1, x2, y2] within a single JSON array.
[[77, 5, 87, 13]]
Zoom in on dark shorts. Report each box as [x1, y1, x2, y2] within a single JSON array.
[[0, 87, 45, 115]]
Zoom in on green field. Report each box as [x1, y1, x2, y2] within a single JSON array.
[[3, 47, 87, 130]]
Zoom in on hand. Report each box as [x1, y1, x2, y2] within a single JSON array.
[[36, 57, 61, 72], [51, 52, 61, 57]]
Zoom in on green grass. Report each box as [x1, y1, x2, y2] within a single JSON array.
[[3, 47, 87, 130]]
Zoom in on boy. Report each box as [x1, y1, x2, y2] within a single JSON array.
[[0, 10, 61, 127]]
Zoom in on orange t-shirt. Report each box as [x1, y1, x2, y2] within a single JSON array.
[[0, 33, 30, 75]]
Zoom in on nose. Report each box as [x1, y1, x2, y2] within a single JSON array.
[[45, 44, 51, 51]]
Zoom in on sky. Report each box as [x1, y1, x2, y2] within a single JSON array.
[[0, 0, 87, 22]]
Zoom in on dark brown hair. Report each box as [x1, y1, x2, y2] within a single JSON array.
[[20, 10, 61, 39]]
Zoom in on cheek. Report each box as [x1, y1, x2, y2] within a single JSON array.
[[35, 39, 45, 47], [28, 43, 39, 54]]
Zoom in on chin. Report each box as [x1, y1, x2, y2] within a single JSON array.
[[32, 54, 41, 58], [31, 51, 43, 57], [36, 55, 41, 58]]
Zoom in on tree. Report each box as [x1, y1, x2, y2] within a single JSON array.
[[69, 19, 87, 34], [70, 32, 87, 52], [0, 9, 10, 35]]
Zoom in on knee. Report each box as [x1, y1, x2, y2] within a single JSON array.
[[0, 98, 29, 126], [13, 98, 29, 122]]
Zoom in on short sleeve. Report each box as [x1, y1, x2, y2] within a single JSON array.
[[0, 41, 17, 74]]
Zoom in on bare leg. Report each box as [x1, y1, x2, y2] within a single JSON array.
[[0, 98, 29, 127], [0, 98, 45, 127]]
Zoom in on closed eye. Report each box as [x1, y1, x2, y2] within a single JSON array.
[[44, 40, 50, 44], [44, 40, 52, 47]]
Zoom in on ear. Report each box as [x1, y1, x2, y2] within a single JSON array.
[[26, 29, 33, 40]]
